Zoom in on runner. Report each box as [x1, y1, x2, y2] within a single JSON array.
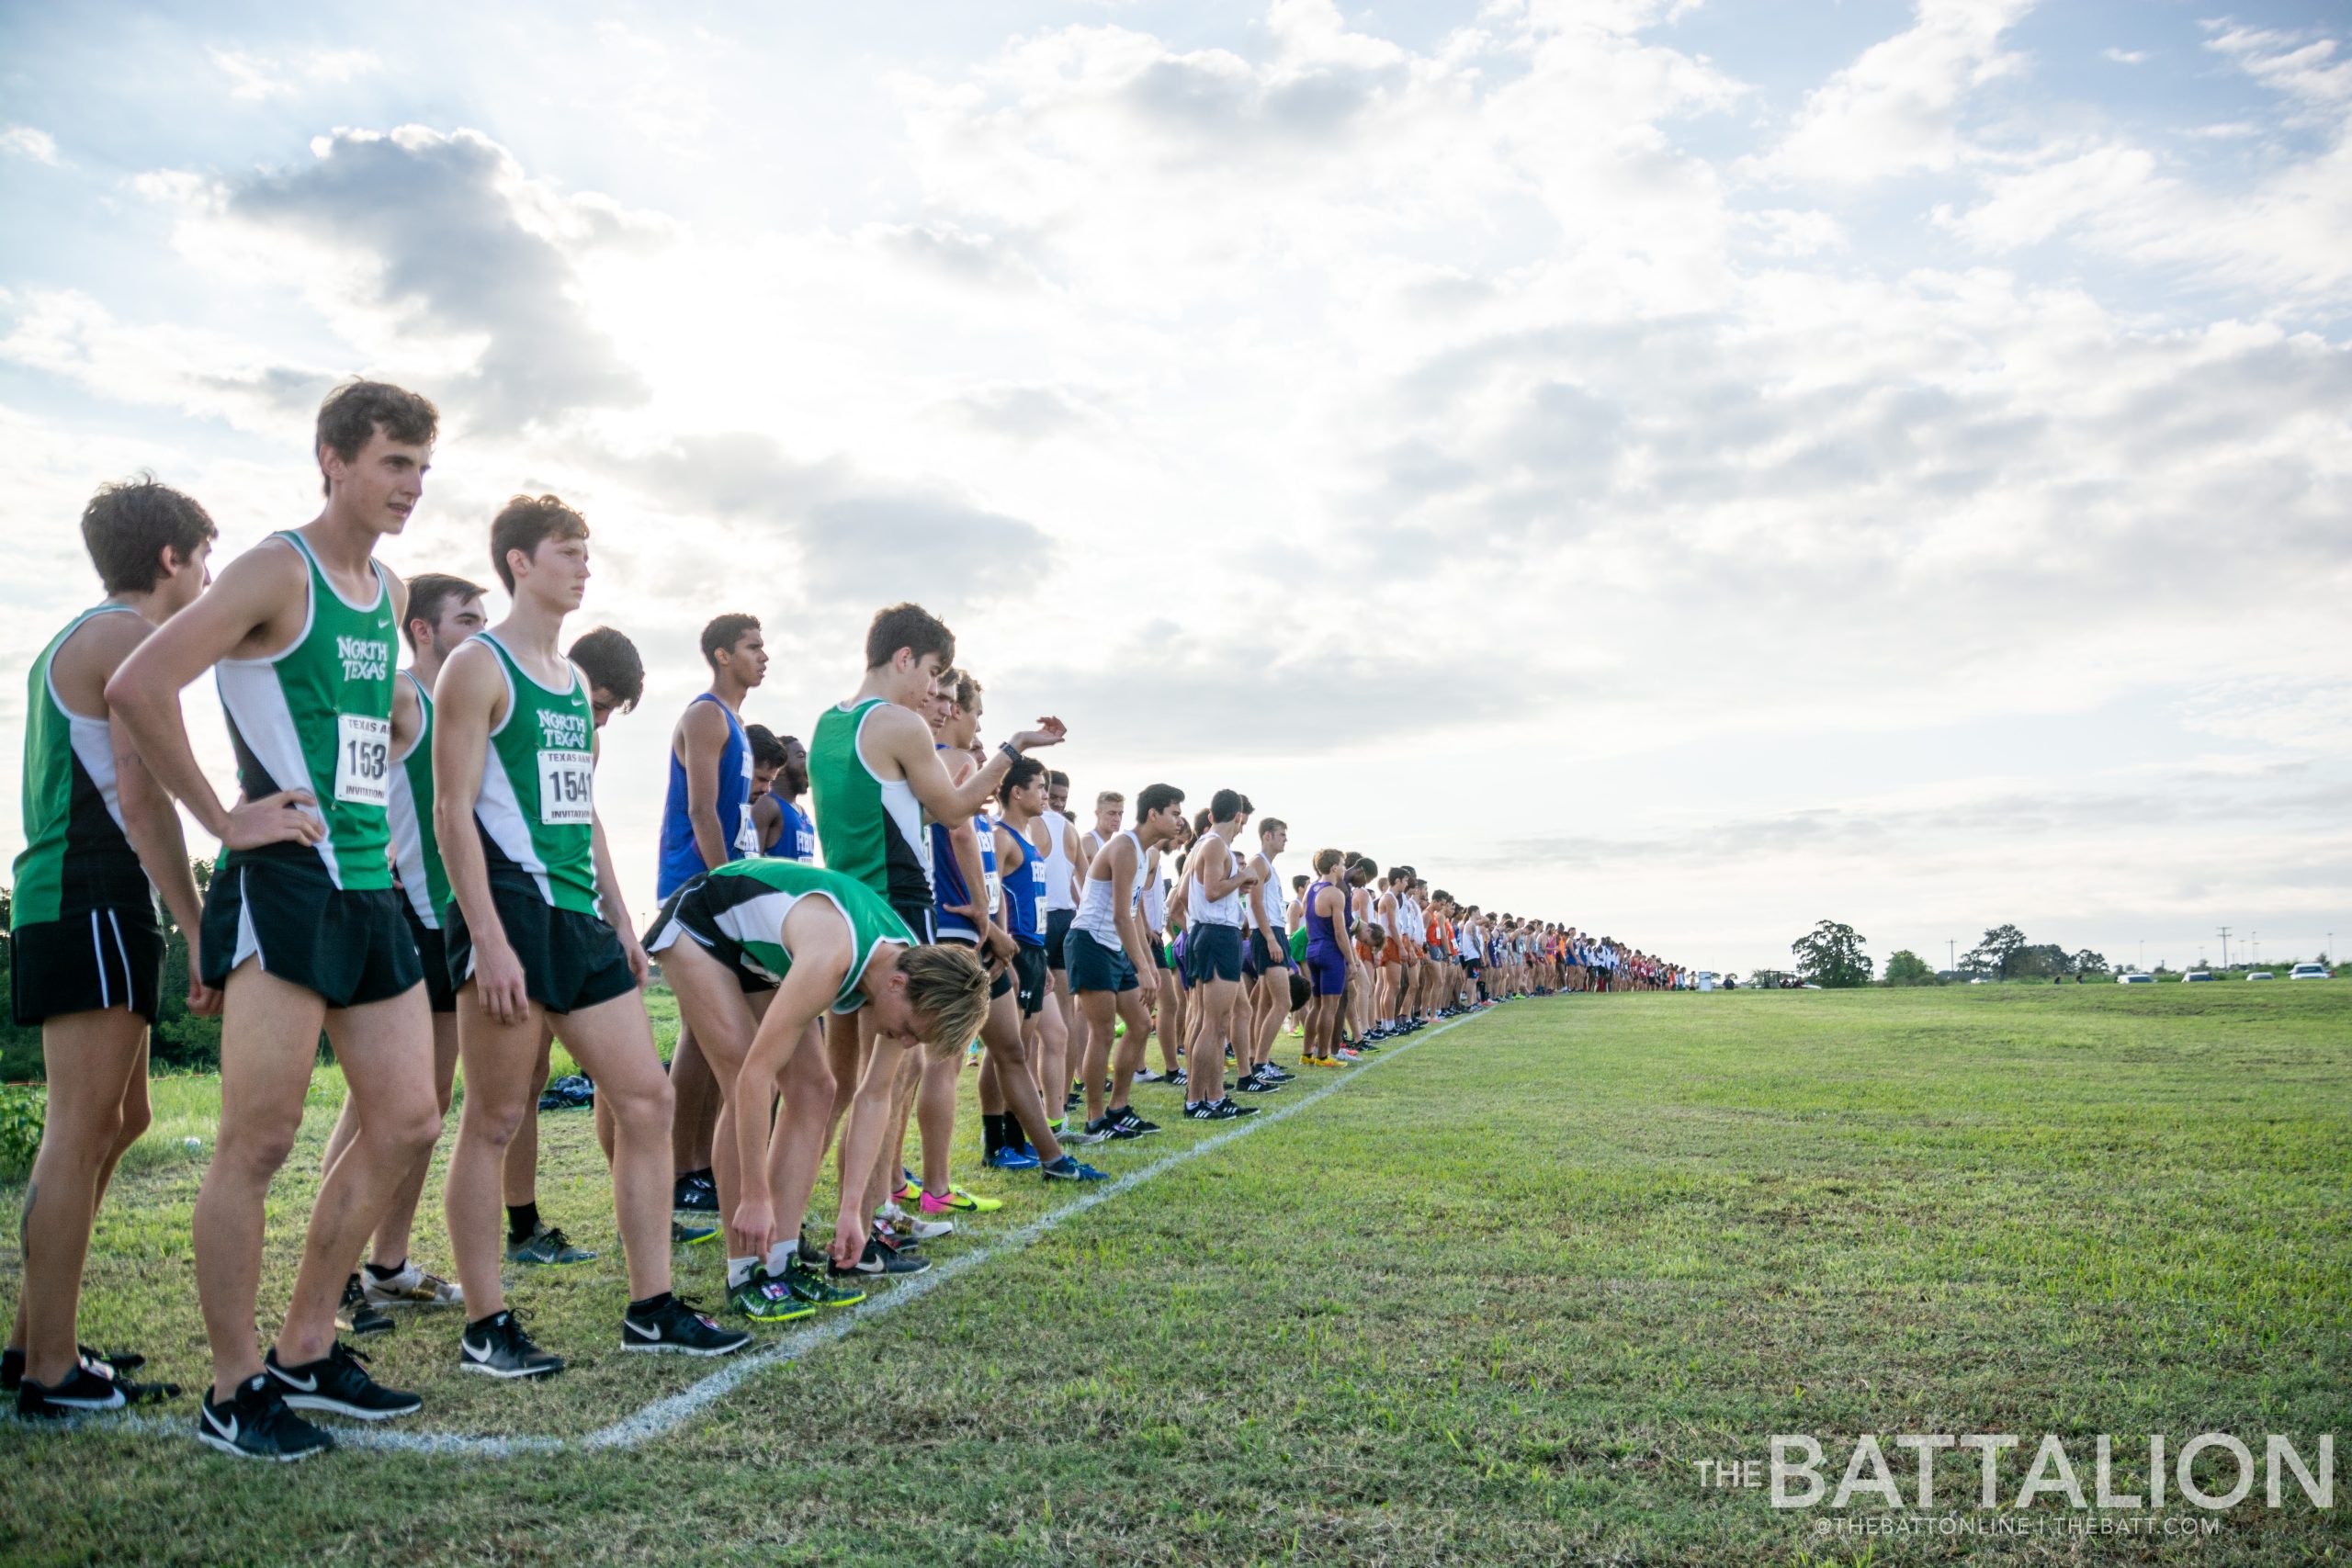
[[108, 382, 447, 1458], [989, 757, 1108, 1181], [435, 495, 749, 1379], [8, 479, 215, 1418], [1068, 784, 1183, 1135], [749, 728, 817, 862], [498, 624, 663, 1268], [315, 571, 484, 1327], [1179, 790, 1258, 1121], [1238, 816, 1293, 1092], [808, 604, 1065, 1258], [1299, 850, 1359, 1071], [657, 614, 768, 1228], [1039, 771, 1081, 1082]]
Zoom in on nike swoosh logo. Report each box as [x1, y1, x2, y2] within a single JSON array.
[[630, 1323, 662, 1342], [205, 1408, 240, 1442], [272, 1369, 318, 1393], [463, 1339, 496, 1363]]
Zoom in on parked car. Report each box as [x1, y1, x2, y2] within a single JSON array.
[[2290, 964, 2331, 980], [2246, 971, 2275, 982], [2181, 971, 2213, 982], [2117, 973, 2155, 985]]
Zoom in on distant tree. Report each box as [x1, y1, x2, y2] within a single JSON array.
[[2072, 949, 2110, 976], [2009, 942, 2072, 979], [1961, 924, 2030, 980], [1883, 950, 1938, 987], [1792, 919, 1873, 988]]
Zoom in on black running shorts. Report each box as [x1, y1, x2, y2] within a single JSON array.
[[1012, 942, 1047, 1016], [644, 879, 776, 995], [404, 906, 458, 1015], [1065, 927, 1137, 994], [1183, 922, 1243, 986], [200, 854, 423, 1010], [10, 906, 164, 1026], [445, 874, 636, 1016], [1044, 908, 1073, 971], [893, 898, 939, 947]]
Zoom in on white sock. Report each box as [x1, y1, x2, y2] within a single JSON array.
[[763, 1241, 797, 1276], [727, 1256, 758, 1289]]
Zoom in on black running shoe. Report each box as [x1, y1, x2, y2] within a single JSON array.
[[621, 1295, 752, 1358], [1166, 1068, 1188, 1088], [1085, 1113, 1140, 1142], [458, 1310, 564, 1380], [266, 1341, 421, 1421], [17, 1360, 127, 1417], [830, 1235, 932, 1278], [1232, 1075, 1276, 1094], [673, 1171, 720, 1214], [1183, 1100, 1242, 1121], [337, 1273, 394, 1337], [3, 1344, 146, 1392], [1113, 1109, 1161, 1137], [196, 1373, 333, 1462]]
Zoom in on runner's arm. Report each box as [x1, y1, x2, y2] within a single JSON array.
[[104, 543, 323, 850], [1197, 836, 1250, 900], [1060, 819, 1083, 906], [880, 705, 1067, 821], [91, 619, 216, 1012], [752, 793, 782, 852], [1247, 856, 1282, 947], [1109, 838, 1155, 975], [833, 1029, 911, 1264], [726, 933, 842, 1258], [432, 642, 528, 1023], [678, 699, 734, 872]]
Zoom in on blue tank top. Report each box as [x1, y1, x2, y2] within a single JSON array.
[[657, 694, 753, 897], [765, 797, 817, 863], [1001, 820, 1043, 946], [1305, 878, 1344, 953], [931, 744, 988, 942]]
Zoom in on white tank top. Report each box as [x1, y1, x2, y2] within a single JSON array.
[[1251, 851, 1283, 933], [1186, 828, 1244, 927], [1041, 808, 1078, 912], [1074, 828, 1137, 944], [1140, 854, 1168, 932]]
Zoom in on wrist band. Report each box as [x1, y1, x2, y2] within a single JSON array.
[[1000, 740, 1023, 763]]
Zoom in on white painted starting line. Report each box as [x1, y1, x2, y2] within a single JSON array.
[[38, 1003, 1500, 1458]]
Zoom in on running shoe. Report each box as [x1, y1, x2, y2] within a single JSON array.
[[3, 1344, 144, 1391], [1112, 1109, 1161, 1137], [782, 1254, 866, 1308], [197, 1373, 333, 1462], [921, 1185, 1002, 1215], [361, 1261, 463, 1309], [337, 1273, 395, 1337], [266, 1342, 421, 1421], [673, 1219, 721, 1247], [459, 1310, 564, 1380], [1039, 1154, 1110, 1181], [1086, 1113, 1141, 1142], [1261, 1064, 1295, 1082], [507, 1222, 597, 1267], [1132, 1069, 1165, 1085], [983, 1145, 1042, 1171], [16, 1360, 129, 1417], [1166, 1068, 1187, 1088], [1183, 1100, 1242, 1121], [885, 1206, 954, 1242], [830, 1235, 931, 1278], [673, 1171, 719, 1214], [1232, 1075, 1276, 1094], [1063, 1088, 1082, 1113], [622, 1295, 752, 1358], [728, 1269, 818, 1323]]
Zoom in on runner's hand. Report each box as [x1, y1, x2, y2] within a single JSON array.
[[829, 1211, 868, 1270], [220, 790, 323, 851], [983, 925, 1017, 967], [620, 931, 650, 988], [729, 1198, 776, 1263], [1012, 718, 1067, 751], [187, 973, 221, 1017], [474, 934, 531, 1026]]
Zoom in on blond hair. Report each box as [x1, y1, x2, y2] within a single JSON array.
[[899, 944, 990, 1060]]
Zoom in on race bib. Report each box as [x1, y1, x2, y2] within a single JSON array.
[[537, 750, 594, 825], [334, 714, 391, 807]]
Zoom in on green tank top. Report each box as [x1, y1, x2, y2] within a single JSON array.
[[808, 697, 931, 908], [12, 604, 151, 928], [214, 532, 398, 890], [692, 858, 912, 1010], [470, 632, 600, 918], [387, 670, 447, 928]]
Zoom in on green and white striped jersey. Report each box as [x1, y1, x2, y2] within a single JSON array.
[[387, 670, 447, 928], [468, 632, 600, 918], [214, 533, 398, 890], [693, 859, 911, 1011], [11, 604, 150, 928]]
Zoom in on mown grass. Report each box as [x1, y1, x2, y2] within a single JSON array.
[[2, 985, 2346, 1565]]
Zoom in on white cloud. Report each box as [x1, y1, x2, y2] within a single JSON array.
[[2102, 48, 2149, 65], [1, 126, 58, 164], [209, 46, 380, 102], [1754, 0, 2034, 184]]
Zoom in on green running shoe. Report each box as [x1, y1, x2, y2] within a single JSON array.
[[782, 1254, 866, 1309], [729, 1269, 818, 1323], [506, 1222, 597, 1267], [673, 1219, 720, 1247]]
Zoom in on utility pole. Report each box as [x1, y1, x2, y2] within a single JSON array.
[[2217, 926, 2232, 968], [2252, 931, 2260, 965], [1948, 938, 1955, 973], [2138, 938, 2144, 971]]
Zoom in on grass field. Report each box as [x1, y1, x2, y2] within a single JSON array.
[[3, 985, 2347, 1565]]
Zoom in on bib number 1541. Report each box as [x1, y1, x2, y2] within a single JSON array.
[[538, 750, 595, 826]]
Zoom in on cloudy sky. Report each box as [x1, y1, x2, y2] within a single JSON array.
[[4, 0, 2346, 976]]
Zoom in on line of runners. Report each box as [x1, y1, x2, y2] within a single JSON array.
[[5, 380, 1690, 1457]]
